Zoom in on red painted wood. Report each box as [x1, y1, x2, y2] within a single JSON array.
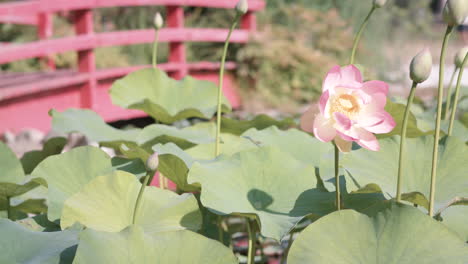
[[74, 9, 97, 109], [0, 0, 264, 134], [0, 0, 265, 16], [167, 6, 188, 80], [241, 11, 257, 31], [0, 28, 251, 64], [0, 14, 37, 25], [38, 12, 55, 70]]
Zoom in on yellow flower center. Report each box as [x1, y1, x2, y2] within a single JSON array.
[[329, 93, 360, 118]]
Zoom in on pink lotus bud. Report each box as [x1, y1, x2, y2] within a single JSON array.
[[153, 12, 164, 30], [146, 152, 159, 171], [410, 48, 432, 83], [373, 0, 388, 8], [455, 47, 468, 68], [235, 0, 248, 15], [300, 65, 396, 152], [443, 0, 468, 26]]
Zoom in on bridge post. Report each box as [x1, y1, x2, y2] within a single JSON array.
[[240, 11, 257, 31], [166, 6, 187, 80], [38, 12, 55, 70], [74, 9, 97, 109]]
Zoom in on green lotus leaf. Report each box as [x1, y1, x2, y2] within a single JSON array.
[[288, 204, 468, 264], [0, 142, 39, 200], [0, 142, 25, 185], [31, 146, 145, 221], [16, 214, 61, 232], [50, 108, 215, 150], [152, 134, 257, 192], [73, 226, 238, 264], [221, 115, 296, 135], [153, 143, 199, 192], [188, 146, 336, 241], [342, 135, 468, 212], [440, 205, 468, 241], [0, 219, 78, 264], [12, 198, 47, 215], [378, 100, 429, 139], [109, 68, 231, 124], [21, 137, 67, 175], [242, 127, 334, 189], [61, 171, 201, 234]]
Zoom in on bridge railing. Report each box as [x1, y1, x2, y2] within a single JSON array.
[[0, 0, 265, 109]]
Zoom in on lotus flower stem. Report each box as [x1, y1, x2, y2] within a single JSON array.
[[152, 30, 159, 69], [334, 143, 341, 210], [448, 53, 468, 135], [350, 6, 376, 65], [396, 81, 418, 202], [247, 218, 256, 264], [444, 67, 459, 120], [133, 171, 152, 224], [215, 14, 240, 157], [429, 25, 454, 217]]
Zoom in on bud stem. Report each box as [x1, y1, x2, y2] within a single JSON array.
[[444, 67, 459, 120], [247, 218, 256, 264], [350, 6, 376, 65], [334, 143, 341, 210], [215, 14, 241, 157], [396, 81, 418, 202], [152, 29, 159, 69], [132, 171, 153, 224], [448, 53, 468, 135], [429, 25, 453, 217], [6, 196, 11, 220]]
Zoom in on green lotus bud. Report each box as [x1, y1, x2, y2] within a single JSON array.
[[373, 0, 388, 8], [146, 152, 159, 171], [410, 48, 432, 83], [443, 0, 468, 26], [455, 47, 468, 68], [235, 0, 248, 15], [153, 12, 164, 30]]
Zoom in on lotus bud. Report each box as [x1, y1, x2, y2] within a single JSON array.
[[235, 0, 248, 15], [455, 47, 468, 68], [153, 12, 164, 30], [410, 48, 433, 83], [443, 0, 468, 26], [373, 0, 388, 8], [146, 152, 159, 171]]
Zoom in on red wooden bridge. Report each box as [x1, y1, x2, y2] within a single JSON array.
[[0, 0, 265, 134]]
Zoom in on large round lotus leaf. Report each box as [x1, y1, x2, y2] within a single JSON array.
[[50, 108, 140, 145], [440, 205, 468, 241], [0, 219, 78, 264], [378, 100, 430, 139], [242, 127, 334, 188], [0, 142, 39, 199], [61, 171, 201, 234], [188, 146, 336, 241], [288, 204, 468, 264], [31, 146, 144, 221], [342, 135, 467, 212], [152, 135, 257, 192], [20, 137, 67, 175], [109, 68, 231, 124], [50, 108, 214, 150], [73, 227, 238, 264], [0, 142, 25, 184], [153, 143, 199, 192], [221, 115, 296, 135]]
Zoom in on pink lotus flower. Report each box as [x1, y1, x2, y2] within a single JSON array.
[[301, 65, 395, 152]]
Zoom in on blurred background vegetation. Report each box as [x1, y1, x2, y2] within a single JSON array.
[[0, 0, 466, 113]]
